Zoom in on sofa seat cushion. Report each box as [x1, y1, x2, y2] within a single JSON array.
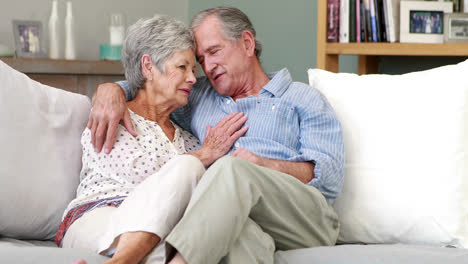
[[275, 244, 468, 264], [0, 237, 57, 248], [0, 242, 108, 264]]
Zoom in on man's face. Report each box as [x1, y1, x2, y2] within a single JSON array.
[[193, 15, 249, 97]]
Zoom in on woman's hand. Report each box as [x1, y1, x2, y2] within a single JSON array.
[[88, 83, 137, 154], [189, 112, 248, 167]]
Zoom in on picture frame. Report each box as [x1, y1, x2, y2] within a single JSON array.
[[400, 1, 453, 43], [444, 13, 468, 42], [12, 20, 47, 58]]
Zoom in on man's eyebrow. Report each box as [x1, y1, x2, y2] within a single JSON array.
[[199, 44, 221, 55], [206, 45, 221, 52]]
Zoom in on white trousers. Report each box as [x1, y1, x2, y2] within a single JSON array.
[[62, 155, 206, 264]]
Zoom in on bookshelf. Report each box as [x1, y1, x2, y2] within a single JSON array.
[[317, 0, 468, 74]]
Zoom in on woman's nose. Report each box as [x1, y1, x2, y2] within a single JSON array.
[[187, 70, 197, 84]]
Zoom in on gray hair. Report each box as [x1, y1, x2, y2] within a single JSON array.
[[191, 7, 262, 59], [121, 14, 194, 97]]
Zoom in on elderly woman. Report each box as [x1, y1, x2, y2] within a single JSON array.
[[56, 15, 247, 264]]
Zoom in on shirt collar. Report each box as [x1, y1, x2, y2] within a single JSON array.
[[261, 68, 292, 98]]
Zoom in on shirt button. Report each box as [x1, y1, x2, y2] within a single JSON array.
[[235, 143, 240, 148], [272, 105, 276, 110], [226, 99, 231, 104]]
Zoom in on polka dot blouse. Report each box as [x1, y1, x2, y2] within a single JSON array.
[[64, 110, 200, 214]]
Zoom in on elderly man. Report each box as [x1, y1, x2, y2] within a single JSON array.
[[90, 7, 343, 264]]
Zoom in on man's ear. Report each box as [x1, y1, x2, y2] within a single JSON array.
[[241, 30, 255, 57], [141, 54, 153, 80]]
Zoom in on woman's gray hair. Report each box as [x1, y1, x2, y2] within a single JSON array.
[[191, 7, 262, 59], [121, 14, 194, 97]]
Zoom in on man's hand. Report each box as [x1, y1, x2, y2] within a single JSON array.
[[231, 148, 315, 184], [88, 83, 137, 154], [231, 148, 266, 167]]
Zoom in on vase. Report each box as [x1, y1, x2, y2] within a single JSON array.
[[64, 1, 76, 60], [48, 0, 59, 59]]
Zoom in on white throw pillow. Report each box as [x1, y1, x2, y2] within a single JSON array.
[[0, 60, 90, 240], [308, 60, 468, 248]]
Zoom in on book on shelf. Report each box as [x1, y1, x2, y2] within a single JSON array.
[[376, 0, 387, 42], [360, 0, 367, 42], [363, 0, 372, 42], [349, 0, 357, 42], [327, 0, 340, 42], [382, 0, 393, 42], [369, 0, 378, 42], [390, 0, 401, 42], [340, 0, 350, 42], [356, 0, 361, 43]]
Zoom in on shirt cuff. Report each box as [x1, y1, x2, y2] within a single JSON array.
[[115, 80, 133, 101]]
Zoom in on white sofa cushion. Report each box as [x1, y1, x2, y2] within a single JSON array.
[[308, 60, 468, 248], [0, 60, 90, 240]]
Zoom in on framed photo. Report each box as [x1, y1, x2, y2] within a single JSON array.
[[12, 20, 47, 58], [444, 13, 468, 42], [400, 1, 453, 43]]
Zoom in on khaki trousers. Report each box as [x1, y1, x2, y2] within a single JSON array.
[[166, 156, 340, 264]]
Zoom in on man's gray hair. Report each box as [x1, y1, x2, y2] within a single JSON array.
[[191, 7, 262, 59], [121, 14, 194, 97]]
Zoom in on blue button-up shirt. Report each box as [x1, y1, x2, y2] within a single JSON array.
[[119, 68, 344, 204]]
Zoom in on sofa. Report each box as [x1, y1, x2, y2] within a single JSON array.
[[1, 58, 468, 264]]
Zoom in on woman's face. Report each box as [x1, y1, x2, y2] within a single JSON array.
[[152, 49, 197, 107]]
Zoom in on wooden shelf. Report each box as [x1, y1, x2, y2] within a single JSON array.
[[325, 42, 468, 56], [316, 0, 468, 74], [1, 57, 125, 98], [0, 57, 124, 75]]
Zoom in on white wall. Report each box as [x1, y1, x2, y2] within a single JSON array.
[[0, 0, 189, 60]]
